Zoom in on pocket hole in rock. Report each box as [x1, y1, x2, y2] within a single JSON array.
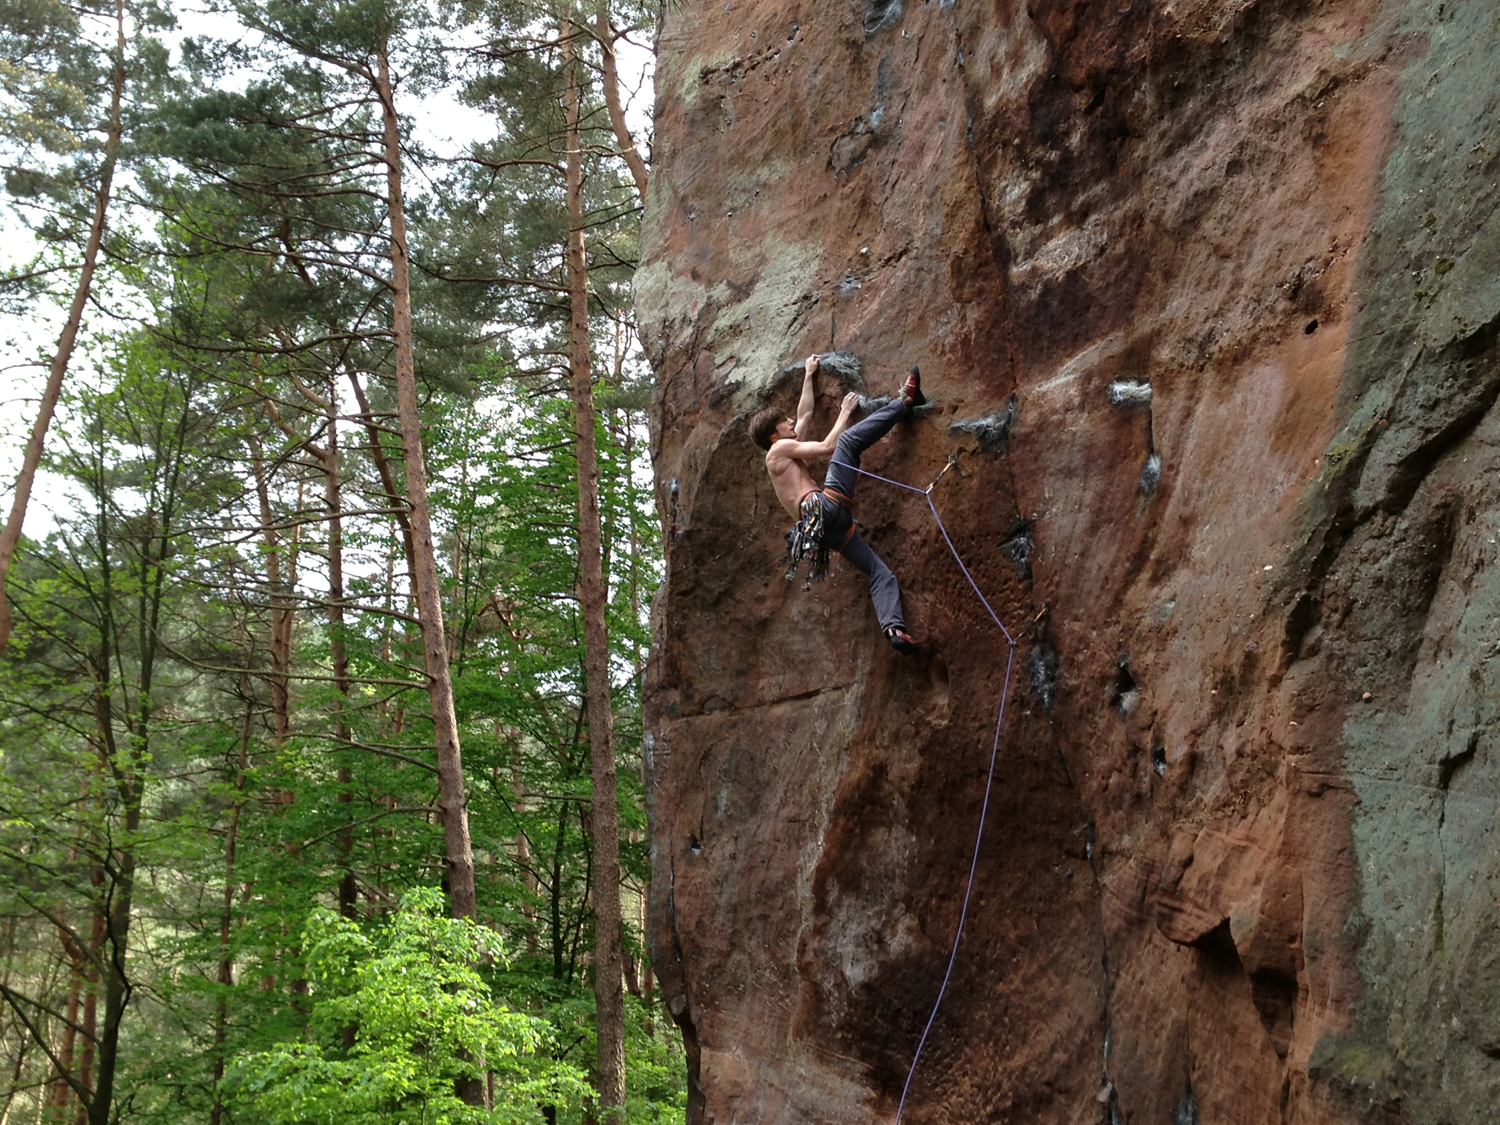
[[1111, 655, 1139, 716]]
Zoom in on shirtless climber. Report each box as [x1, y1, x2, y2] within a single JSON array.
[[749, 355, 924, 654]]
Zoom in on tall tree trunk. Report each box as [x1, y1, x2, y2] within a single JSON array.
[[372, 53, 477, 922], [563, 23, 626, 1123], [86, 369, 187, 1125], [72, 871, 105, 1125], [513, 760, 539, 955], [86, 833, 136, 1125], [73, 759, 107, 1125], [88, 638, 154, 1125], [50, 906, 82, 1118], [550, 805, 569, 982], [0, 919, 27, 1125], [594, 3, 648, 205], [54, 986, 81, 1118], [622, 407, 652, 1019], [291, 382, 358, 917], [209, 697, 251, 1125], [0, 0, 128, 654], [247, 428, 292, 744], [87, 692, 146, 1125], [346, 371, 416, 569], [320, 394, 359, 944], [0, 1027, 30, 1125]]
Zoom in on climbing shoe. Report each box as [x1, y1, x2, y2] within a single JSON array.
[[900, 365, 926, 409], [885, 625, 918, 655]]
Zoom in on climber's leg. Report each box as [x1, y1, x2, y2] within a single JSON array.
[[823, 397, 909, 499], [839, 528, 906, 633]]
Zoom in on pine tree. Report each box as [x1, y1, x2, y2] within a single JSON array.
[[0, 1, 678, 1119], [0, 0, 169, 652]]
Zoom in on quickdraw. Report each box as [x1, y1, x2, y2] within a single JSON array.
[[783, 490, 859, 588], [783, 492, 832, 587]]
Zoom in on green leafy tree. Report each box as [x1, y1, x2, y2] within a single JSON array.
[[226, 888, 588, 1125], [0, 2, 679, 1121]]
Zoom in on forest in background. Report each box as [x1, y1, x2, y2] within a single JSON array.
[[0, 0, 673, 1122]]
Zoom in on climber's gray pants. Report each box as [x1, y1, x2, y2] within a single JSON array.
[[820, 397, 909, 631]]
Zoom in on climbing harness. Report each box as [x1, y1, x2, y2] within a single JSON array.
[[783, 489, 857, 588], [783, 493, 831, 586], [838, 455, 1036, 1125]]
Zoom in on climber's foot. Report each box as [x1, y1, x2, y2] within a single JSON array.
[[885, 625, 918, 655], [900, 365, 926, 409]]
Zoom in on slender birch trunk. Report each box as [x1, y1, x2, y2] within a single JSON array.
[[563, 22, 626, 1122], [372, 53, 477, 922], [0, 0, 128, 653]]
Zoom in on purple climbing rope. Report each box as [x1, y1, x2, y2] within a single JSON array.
[[841, 461, 1020, 1124]]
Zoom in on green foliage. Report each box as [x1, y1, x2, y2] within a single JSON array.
[[0, 1, 677, 1122], [0, 0, 175, 311], [0, 0, 100, 154], [226, 889, 588, 1125]]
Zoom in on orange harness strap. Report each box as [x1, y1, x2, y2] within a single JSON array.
[[819, 488, 859, 550], [824, 486, 855, 510]]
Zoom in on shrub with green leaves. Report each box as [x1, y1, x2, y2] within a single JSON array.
[[226, 888, 589, 1125]]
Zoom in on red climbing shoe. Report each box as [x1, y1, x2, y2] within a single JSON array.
[[900, 365, 926, 409], [885, 625, 918, 655]]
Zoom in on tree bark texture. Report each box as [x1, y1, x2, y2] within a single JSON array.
[[0, 0, 128, 654], [246, 428, 294, 744], [373, 53, 478, 922], [51, 937, 82, 1115], [564, 23, 626, 1122], [594, 4, 648, 205], [305, 389, 358, 920], [347, 371, 417, 569]]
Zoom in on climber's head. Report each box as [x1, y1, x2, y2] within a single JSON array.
[[749, 407, 792, 451]]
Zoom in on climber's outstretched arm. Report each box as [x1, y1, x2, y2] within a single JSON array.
[[793, 354, 819, 440], [771, 392, 859, 462]]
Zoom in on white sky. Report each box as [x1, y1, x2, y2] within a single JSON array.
[[0, 2, 654, 544]]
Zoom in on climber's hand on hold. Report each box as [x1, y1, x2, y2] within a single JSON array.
[[795, 355, 821, 439], [805, 391, 862, 456]]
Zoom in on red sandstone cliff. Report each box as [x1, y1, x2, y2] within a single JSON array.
[[636, 2, 1500, 1122]]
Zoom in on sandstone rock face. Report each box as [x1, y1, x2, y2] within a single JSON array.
[[636, 2, 1500, 1122]]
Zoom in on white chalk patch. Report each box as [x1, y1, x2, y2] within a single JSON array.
[[1032, 332, 1126, 397]]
